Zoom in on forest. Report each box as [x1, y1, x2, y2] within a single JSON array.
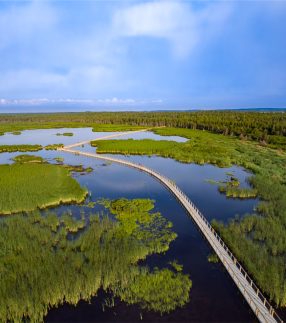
[[0, 110, 285, 149], [0, 199, 191, 322]]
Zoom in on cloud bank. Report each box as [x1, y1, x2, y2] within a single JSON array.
[[113, 1, 232, 58], [0, 0, 285, 109]]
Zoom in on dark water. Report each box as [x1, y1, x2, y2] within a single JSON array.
[[0, 128, 279, 322]]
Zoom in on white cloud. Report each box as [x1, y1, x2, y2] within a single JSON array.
[[0, 1, 233, 101], [113, 1, 232, 58], [0, 2, 57, 50], [97, 97, 135, 104], [0, 97, 163, 106]]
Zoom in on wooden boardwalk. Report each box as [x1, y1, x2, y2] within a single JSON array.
[[60, 136, 283, 323], [64, 128, 149, 149]]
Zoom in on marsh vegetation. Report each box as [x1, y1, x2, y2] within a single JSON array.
[[56, 132, 74, 136], [0, 111, 285, 314], [12, 154, 45, 164], [0, 199, 191, 322], [0, 111, 284, 148], [92, 127, 286, 306], [45, 143, 64, 150], [0, 162, 87, 214], [0, 144, 42, 153]]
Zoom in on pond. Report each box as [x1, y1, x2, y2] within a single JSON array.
[[0, 128, 263, 322]]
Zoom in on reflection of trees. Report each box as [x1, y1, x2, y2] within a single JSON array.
[[0, 199, 192, 322]]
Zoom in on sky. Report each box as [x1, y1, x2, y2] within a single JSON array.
[[0, 0, 285, 112]]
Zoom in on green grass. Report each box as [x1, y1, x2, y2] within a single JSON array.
[[0, 163, 87, 214], [0, 144, 43, 153], [0, 199, 191, 321], [92, 138, 185, 157], [92, 123, 146, 132], [218, 185, 257, 198], [63, 164, 93, 173], [12, 154, 45, 164], [0, 121, 146, 135], [93, 127, 286, 306], [45, 143, 64, 150], [214, 175, 258, 199], [92, 130, 236, 167]]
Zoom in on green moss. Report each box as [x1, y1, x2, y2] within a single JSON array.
[[0, 163, 87, 214], [0, 199, 192, 322]]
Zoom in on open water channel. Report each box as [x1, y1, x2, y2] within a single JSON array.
[[0, 128, 266, 322]]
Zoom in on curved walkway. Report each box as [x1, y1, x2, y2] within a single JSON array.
[[64, 128, 149, 149], [60, 138, 283, 323]]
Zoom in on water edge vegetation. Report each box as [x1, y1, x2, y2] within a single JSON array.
[[0, 162, 87, 215], [0, 199, 192, 322], [92, 127, 286, 306], [0, 144, 42, 153]]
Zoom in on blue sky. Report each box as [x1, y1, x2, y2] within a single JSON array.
[[0, 0, 285, 111]]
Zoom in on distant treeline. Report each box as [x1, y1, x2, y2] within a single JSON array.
[[0, 111, 285, 148]]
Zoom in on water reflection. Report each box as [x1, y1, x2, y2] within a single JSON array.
[[0, 129, 258, 322]]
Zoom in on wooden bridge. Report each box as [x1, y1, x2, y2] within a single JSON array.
[[59, 133, 283, 323]]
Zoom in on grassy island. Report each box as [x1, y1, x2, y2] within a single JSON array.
[[0, 144, 42, 153], [0, 199, 191, 322], [12, 154, 45, 164], [45, 143, 64, 150], [0, 163, 87, 214], [56, 132, 74, 136]]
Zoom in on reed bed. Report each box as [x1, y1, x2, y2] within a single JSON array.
[[0, 163, 87, 214], [0, 199, 191, 322]]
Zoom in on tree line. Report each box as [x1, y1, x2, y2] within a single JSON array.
[[0, 111, 285, 148]]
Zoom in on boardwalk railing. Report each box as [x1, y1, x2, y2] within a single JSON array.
[[60, 146, 283, 323], [64, 128, 149, 149]]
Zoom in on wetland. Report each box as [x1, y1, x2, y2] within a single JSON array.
[[0, 118, 285, 322]]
